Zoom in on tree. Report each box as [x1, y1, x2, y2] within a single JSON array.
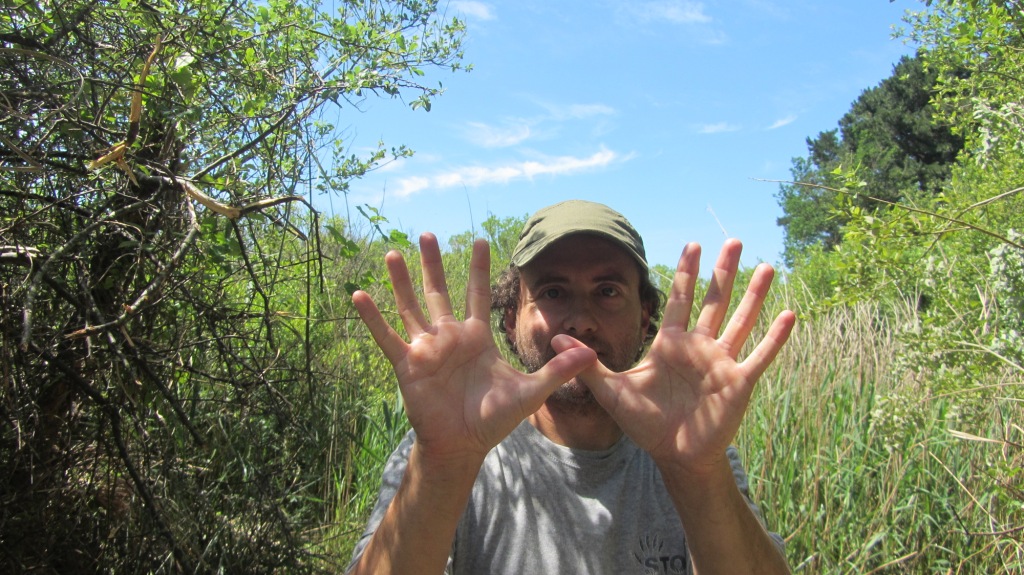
[[0, 0, 465, 571], [776, 55, 963, 265], [776, 130, 845, 263], [840, 55, 963, 198]]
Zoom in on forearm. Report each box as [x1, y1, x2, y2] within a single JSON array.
[[660, 458, 790, 575], [348, 442, 483, 575]]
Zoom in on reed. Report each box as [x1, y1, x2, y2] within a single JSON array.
[[740, 287, 1023, 574]]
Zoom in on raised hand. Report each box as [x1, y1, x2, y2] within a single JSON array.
[[352, 233, 596, 462], [563, 239, 795, 476]]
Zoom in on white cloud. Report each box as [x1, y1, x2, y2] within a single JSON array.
[[628, 1, 711, 24], [463, 121, 532, 148], [698, 122, 740, 134], [390, 176, 431, 198], [448, 1, 495, 20], [460, 102, 616, 148], [527, 100, 617, 122], [698, 29, 729, 45], [388, 149, 623, 198], [743, 0, 789, 19], [563, 103, 617, 119], [767, 115, 797, 130]]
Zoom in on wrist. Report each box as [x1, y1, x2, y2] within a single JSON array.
[[655, 452, 739, 508], [654, 450, 732, 486], [409, 439, 487, 485]]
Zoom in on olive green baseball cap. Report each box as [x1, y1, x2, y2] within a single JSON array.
[[510, 200, 648, 271]]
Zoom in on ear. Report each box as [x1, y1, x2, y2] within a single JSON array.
[[640, 302, 653, 335], [503, 307, 517, 334]]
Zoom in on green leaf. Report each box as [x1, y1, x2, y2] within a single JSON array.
[[325, 223, 345, 242], [387, 229, 411, 248], [173, 52, 196, 70]]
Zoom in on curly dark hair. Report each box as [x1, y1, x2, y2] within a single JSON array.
[[490, 263, 663, 362]]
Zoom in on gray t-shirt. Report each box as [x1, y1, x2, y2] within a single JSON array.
[[348, 421, 782, 574]]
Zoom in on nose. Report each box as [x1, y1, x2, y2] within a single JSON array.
[[561, 296, 597, 335]]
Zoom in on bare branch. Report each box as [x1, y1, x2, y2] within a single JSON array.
[[65, 195, 200, 340], [756, 178, 1024, 251]]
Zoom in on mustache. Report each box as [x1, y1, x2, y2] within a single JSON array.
[[517, 336, 608, 374], [559, 333, 607, 354], [550, 337, 621, 368]]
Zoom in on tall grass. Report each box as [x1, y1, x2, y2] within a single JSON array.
[[740, 290, 1024, 574]]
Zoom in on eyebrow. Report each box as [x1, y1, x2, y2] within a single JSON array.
[[526, 269, 634, 291]]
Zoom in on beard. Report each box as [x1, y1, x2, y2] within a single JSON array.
[[514, 329, 644, 413]]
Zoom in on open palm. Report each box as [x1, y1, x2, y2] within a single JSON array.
[[352, 234, 596, 461], [571, 239, 795, 475]]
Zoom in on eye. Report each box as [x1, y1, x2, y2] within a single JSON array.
[[541, 287, 562, 299], [600, 285, 620, 297]]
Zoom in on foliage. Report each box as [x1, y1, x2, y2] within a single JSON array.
[[776, 130, 846, 262], [798, 0, 1024, 386], [446, 213, 527, 287], [0, 0, 465, 571], [777, 1, 1024, 570], [776, 55, 964, 265], [905, 0, 1024, 164]]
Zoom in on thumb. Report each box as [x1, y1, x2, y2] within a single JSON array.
[[525, 336, 597, 394], [550, 334, 621, 413], [515, 343, 596, 418], [549, 333, 590, 354]]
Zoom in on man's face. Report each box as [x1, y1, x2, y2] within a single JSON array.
[[506, 234, 651, 409]]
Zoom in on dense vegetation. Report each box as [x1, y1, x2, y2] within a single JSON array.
[[770, 0, 1024, 571], [0, 0, 1021, 573], [0, 0, 465, 572]]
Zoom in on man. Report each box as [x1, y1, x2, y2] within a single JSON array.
[[348, 200, 795, 574]]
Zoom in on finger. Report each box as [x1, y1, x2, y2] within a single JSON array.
[[352, 290, 410, 364], [661, 242, 701, 330], [465, 238, 492, 321], [694, 239, 742, 338], [534, 342, 598, 384], [385, 249, 429, 337], [718, 263, 775, 358], [551, 334, 622, 412], [418, 233, 456, 323], [739, 309, 796, 384], [522, 341, 598, 406]]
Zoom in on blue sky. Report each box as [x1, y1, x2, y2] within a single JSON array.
[[326, 0, 921, 274]]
